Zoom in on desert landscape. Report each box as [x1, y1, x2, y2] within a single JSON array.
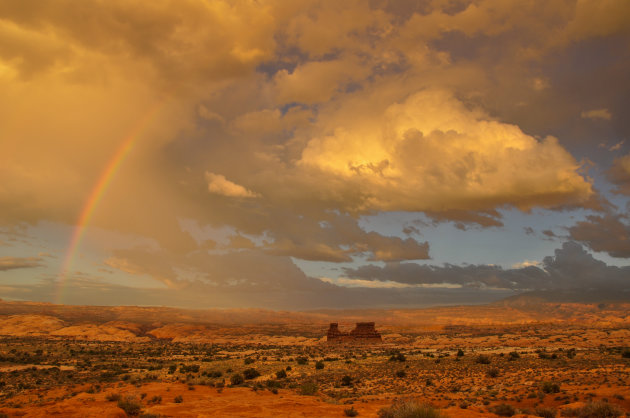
[[3, 0, 630, 417], [0, 298, 628, 417]]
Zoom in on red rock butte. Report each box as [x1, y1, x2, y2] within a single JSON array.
[[326, 322, 382, 344]]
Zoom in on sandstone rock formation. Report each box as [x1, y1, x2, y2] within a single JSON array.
[[327, 322, 382, 344]]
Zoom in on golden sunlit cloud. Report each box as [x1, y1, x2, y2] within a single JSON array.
[[299, 89, 593, 213], [581, 108, 612, 121], [206, 172, 260, 198]]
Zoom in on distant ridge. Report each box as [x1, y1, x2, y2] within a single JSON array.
[[498, 287, 630, 307]]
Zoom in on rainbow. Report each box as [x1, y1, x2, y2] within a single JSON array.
[[56, 103, 164, 304]]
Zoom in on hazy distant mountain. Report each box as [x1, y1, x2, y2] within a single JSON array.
[[499, 287, 630, 307]]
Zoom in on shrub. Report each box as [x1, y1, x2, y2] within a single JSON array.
[[344, 406, 359, 417], [117, 396, 143, 416], [275, 369, 287, 379], [378, 399, 445, 418], [341, 375, 353, 386], [476, 355, 491, 364], [179, 364, 199, 373], [266, 379, 282, 389], [621, 349, 630, 359], [296, 357, 308, 365], [106, 392, 121, 402], [457, 349, 464, 357], [230, 373, 244, 385], [389, 352, 406, 362], [490, 403, 516, 417], [561, 401, 623, 417], [535, 407, 557, 418], [508, 351, 520, 360], [243, 368, 260, 380], [148, 395, 162, 404], [315, 360, 324, 370], [244, 358, 254, 365], [487, 368, 500, 378], [174, 395, 183, 403], [395, 370, 406, 378], [208, 370, 222, 378], [299, 382, 318, 395], [540, 381, 560, 394]]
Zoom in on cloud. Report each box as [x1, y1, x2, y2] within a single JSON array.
[[298, 89, 593, 213], [205, 172, 259, 198], [0, 256, 43, 271], [581, 108, 612, 121], [607, 154, 630, 195], [1, 0, 629, 309], [273, 58, 369, 105], [261, 212, 430, 262], [0, 0, 277, 86], [344, 242, 630, 290], [609, 141, 624, 151], [2, 267, 512, 310], [225, 234, 256, 250], [568, 214, 630, 258], [322, 277, 418, 289], [511, 260, 540, 269]]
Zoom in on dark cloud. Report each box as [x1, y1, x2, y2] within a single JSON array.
[[260, 212, 430, 262], [607, 154, 630, 195], [424, 209, 503, 229], [568, 214, 630, 258], [108, 247, 338, 292], [0, 256, 43, 271], [345, 242, 630, 290], [0, 275, 512, 310]]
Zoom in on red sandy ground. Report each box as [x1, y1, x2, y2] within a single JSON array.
[[2, 381, 629, 417]]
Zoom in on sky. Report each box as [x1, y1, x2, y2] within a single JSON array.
[[1, 0, 630, 310]]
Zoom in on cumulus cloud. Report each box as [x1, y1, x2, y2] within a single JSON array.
[[581, 108, 612, 121], [0, 256, 43, 271], [205, 172, 259, 198], [273, 58, 369, 105], [568, 214, 630, 258], [299, 89, 593, 213]]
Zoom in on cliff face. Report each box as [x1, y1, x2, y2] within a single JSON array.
[[327, 322, 382, 344]]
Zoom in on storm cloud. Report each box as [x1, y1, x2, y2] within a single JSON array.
[[344, 242, 630, 291]]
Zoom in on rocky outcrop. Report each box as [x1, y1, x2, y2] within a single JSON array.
[[327, 322, 382, 344]]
